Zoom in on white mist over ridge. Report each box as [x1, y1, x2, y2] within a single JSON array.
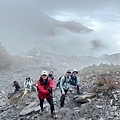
[[0, 0, 120, 56]]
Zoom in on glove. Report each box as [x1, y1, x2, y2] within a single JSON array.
[[47, 87, 52, 93]]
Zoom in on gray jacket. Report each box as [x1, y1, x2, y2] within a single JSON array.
[[60, 75, 71, 92]]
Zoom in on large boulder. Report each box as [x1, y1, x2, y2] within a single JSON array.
[[74, 93, 96, 103], [20, 101, 49, 116], [20, 102, 37, 116]]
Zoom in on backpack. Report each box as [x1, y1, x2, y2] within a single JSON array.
[[56, 75, 66, 87], [25, 81, 32, 89]]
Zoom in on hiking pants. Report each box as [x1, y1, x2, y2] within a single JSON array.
[[22, 89, 31, 98], [39, 96, 54, 114], [60, 89, 68, 107], [76, 85, 80, 94], [70, 83, 80, 94]]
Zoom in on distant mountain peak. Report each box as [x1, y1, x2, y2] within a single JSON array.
[[57, 20, 93, 33]]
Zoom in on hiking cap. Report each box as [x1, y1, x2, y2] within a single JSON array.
[[73, 70, 78, 74], [41, 70, 48, 76], [66, 70, 71, 73]]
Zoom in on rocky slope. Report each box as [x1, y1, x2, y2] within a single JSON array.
[[0, 63, 120, 120], [0, 45, 120, 120]]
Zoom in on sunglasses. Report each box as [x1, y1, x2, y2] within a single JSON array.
[[42, 74, 47, 76], [67, 72, 71, 74]]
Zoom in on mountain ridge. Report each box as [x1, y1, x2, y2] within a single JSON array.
[[1, 44, 120, 72]]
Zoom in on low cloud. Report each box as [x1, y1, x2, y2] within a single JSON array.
[[0, 0, 120, 56], [90, 39, 106, 50]]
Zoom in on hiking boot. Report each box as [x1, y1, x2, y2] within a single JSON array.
[[39, 110, 43, 115], [51, 112, 58, 119]]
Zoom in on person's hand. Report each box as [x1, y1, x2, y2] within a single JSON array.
[[47, 87, 52, 93], [62, 91, 65, 95], [68, 88, 72, 92]]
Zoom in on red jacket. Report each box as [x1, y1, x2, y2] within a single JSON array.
[[37, 77, 54, 99]]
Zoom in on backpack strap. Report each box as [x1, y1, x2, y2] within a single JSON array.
[[25, 81, 27, 86], [63, 75, 66, 85]]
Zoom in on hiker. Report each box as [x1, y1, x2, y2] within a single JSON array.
[[21, 77, 33, 99], [60, 70, 71, 108], [36, 70, 57, 119], [48, 70, 54, 81], [70, 70, 81, 94], [12, 81, 20, 93]]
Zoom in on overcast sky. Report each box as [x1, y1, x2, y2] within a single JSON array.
[[0, 0, 120, 56]]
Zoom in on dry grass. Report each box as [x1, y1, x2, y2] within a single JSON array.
[[97, 78, 104, 87], [94, 74, 120, 93]]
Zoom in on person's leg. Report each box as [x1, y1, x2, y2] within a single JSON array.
[[77, 84, 80, 94], [27, 90, 31, 98], [60, 89, 68, 107], [46, 96, 57, 118], [30, 86, 32, 92], [60, 94, 65, 107], [39, 98, 44, 114], [22, 89, 27, 98], [46, 96, 54, 114], [39, 98, 44, 111]]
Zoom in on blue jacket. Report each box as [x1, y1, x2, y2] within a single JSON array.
[[70, 74, 78, 86], [60, 75, 71, 92]]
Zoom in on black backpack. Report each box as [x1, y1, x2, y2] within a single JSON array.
[[56, 75, 66, 87]]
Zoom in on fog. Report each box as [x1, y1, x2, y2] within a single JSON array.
[[0, 0, 120, 56]]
